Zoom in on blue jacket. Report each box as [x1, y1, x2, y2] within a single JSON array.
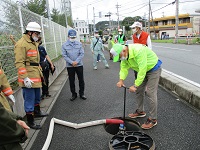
[[62, 40, 84, 67]]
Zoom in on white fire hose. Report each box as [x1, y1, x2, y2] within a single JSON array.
[[42, 118, 124, 150]]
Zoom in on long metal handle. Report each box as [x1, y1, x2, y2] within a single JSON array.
[[122, 86, 129, 120]]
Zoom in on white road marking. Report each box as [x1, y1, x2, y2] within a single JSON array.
[[153, 45, 192, 52]]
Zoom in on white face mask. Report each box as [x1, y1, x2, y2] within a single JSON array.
[[69, 38, 76, 42], [120, 56, 128, 61], [119, 32, 122, 35], [132, 28, 137, 33], [32, 36, 38, 42], [94, 34, 99, 37]]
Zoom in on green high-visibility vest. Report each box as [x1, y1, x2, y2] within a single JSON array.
[[118, 35, 124, 44]]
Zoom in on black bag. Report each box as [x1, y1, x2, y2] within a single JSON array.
[[40, 60, 49, 71]]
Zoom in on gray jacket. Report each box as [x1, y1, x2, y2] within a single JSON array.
[[90, 37, 104, 51], [62, 40, 84, 67]]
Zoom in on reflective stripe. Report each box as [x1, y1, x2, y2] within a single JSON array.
[[18, 68, 27, 75], [18, 78, 42, 82], [2, 87, 13, 96], [27, 50, 37, 56], [0, 69, 2, 74]]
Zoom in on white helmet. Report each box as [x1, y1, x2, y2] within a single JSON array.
[[118, 28, 123, 32], [130, 22, 142, 29], [26, 22, 41, 32]]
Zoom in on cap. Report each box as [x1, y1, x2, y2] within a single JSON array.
[[118, 29, 123, 32], [68, 29, 77, 37], [94, 30, 99, 33], [110, 44, 124, 62], [130, 22, 142, 29]]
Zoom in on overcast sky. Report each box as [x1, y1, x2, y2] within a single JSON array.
[[67, 0, 200, 23]]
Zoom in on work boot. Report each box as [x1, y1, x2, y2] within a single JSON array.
[[34, 105, 48, 118], [80, 95, 87, 100], [70, 94, 77, 101], [26, 113, 41, 130]]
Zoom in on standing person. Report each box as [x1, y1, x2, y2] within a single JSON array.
[[37, 37, 55, 100], [130, 21, 152, 49], [0, 103, 30, 150], [14, 22, 48, 130], [90, 30, 109, 70], [0, 65, 16, 111], [115, 29, 126, 45], [110, 44, 162, 129], [0, 64, 29, 149], [62, 29, 87, 101], [107, 34, 115, 60], [130, 21, 152, 82]]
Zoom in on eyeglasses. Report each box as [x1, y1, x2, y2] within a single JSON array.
[[34, 32, 41, 36]]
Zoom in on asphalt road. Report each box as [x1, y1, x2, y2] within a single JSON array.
[[128, 40, 200, 84], [31, 45, 200, 150]]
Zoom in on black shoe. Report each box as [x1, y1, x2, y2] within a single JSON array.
[[26, 113, 41, 130], [28, 122, 42, 130], [34, 105, 48, 118], [41, 95, 45, 100], [70, 95, 77, 101], [80, 95, 87, 100], [34, 111, 48, 118]]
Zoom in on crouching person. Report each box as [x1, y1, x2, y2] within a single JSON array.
[[110, 44, 162, 129]]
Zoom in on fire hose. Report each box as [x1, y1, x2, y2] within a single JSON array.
[[42, 118, 124, 150]]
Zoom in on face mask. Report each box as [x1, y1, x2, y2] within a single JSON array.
[[32, 36, 38, 42], [94, 34, 99, 37], [69, 38, 76, 42], [119, 32, 122, 35], [120, 56, 128, 61], [132, 28, 137, 33]]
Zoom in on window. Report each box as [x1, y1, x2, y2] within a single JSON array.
[[83, 28, 84, 33]]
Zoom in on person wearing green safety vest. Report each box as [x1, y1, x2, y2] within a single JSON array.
[[115, 29, 126, 45], [107, 34, 115, 60], [110, 43, 162, 130]]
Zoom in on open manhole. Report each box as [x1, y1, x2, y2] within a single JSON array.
[[109, 131, 155, 150], [104, 117, 141, 135]]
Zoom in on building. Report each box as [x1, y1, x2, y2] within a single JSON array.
[[149, 14, 200, 39], [73, 19, 89, 42]]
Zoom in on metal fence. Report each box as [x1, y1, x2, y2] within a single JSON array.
[[0, 0, 72, 82]]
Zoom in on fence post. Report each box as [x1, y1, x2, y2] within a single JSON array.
[[40, 16, 47, 50], [18, 5, 24, 35], [59, 25, 62, 47], [52, 22, 58, 58]]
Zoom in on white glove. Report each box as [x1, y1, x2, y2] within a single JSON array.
[[24, 77, 34, 88], [8, 95, 16, 105]]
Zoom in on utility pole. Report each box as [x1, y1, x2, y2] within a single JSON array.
[[144, 13, 147, 32], [45, 0, 51, 20], [148, 0, 150, 34], [116, 3, 121, 29], [105, 12, 112, 34], [93, 7, 95, 34], [150, 4, 156, 39], [175, 0, 179, 43]]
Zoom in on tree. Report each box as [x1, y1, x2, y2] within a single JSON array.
[[26, 0, 47, 17]]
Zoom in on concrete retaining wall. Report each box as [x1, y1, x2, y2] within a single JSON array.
[[12, 57, 66, 116], [159, 70, 200, 110]]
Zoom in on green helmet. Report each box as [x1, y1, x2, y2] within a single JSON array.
[[110, 44, 124, 62]]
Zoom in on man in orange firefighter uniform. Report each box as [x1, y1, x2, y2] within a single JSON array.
[[0, 66, 30, 150], [0, 65, 16, 111], [14, 22, 48, 129]]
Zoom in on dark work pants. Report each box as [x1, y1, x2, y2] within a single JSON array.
[[67, 66, 85, 96], [42, 69, 50, 95]]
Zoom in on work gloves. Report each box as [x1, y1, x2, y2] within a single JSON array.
[[24, 77, 34, 88], [8, 94, 16, 105]]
